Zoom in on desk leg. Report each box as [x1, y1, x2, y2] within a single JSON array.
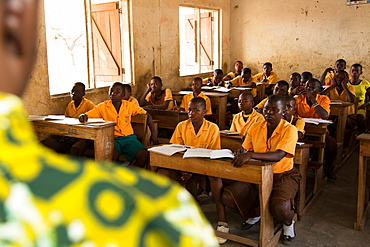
[[355, 154, 368, 230], [296, 148, 309, 220], [94, 127, 114, 161], [218, 97, 226, 130]]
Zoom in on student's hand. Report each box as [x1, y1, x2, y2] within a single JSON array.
[[233, 148, 247, 156], [79, 114, 88, 123], [150, 135, 159, 145], [146, 83, 152, 92], [340, 73, 349, 87], [262, 79, 268, 83], [290, 87, 299, 96], [173, 106, 180, 111], [181, 172, 193, 181], [232, 152, 253, 167]]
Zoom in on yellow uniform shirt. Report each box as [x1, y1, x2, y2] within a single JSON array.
[[179, 92, 212, 115], [0, 93, 218, 247], [289, 116, 306, 135], [324, 71, 352, 86], [145, 88, 174, 110], [242, 119, 298, 173], [65, 97, 96, 118], [350, 80, 370, 117], [128, 96, 140, 106], [327, 84, 356, 115], [203, 77, 217, 86], [86, 100, 146, 137], [230, 76, 257, 97], [295, 94, 331, 119], [256, 98, 268, 109], [254, 71, 278, 85], [230, 109, 265, 136], [170, 119, 221, 150], [227, 72, 237, 79]]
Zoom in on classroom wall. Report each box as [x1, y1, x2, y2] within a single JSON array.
[[229, 0, 370, 81]]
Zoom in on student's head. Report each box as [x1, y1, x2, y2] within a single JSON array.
[[188, 97, 207, 123], [334, 70, 348, 84], [289, 73, 301, 88], [241, 68, 252, 83], [263, 62, 273, 75], [301, 72, 313, 85], [351, 63, 363, 78], [121, 83, 132, 100], [214, 69, 224, 84], [0, 0, 39, 96], [149, 76, 163, 93], [191, 77, 203, 94], [335, 59, 347, 72], [263, 95, 286, 124], [238, 92, 254, 112], [284, 96, 297, 118], [234, 61, 243, 73], [305, 78, 321, 97], [71, 82, 86, 102], [273, 80, 289, 96], [109, 82, 126, 103]]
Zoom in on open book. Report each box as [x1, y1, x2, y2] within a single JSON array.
[[183, 148, 234, 159], [302, 118, 333, 125], [148, 144, 188, 156]]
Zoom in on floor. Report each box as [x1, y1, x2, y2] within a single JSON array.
[[199, 147, 370, 246]]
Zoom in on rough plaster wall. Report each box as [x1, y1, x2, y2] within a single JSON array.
[[230, 0, 370, 81], [131, 0, 231, 96]]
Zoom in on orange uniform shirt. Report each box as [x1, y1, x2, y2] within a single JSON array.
[[203, 77, 217, 86], [170, 119, 221, 150], [327, 84, 356, 115], [230, 109, 264, 136], [230, 76, 257, 97], [256, 98, 268, 109], [179, 92, 212, 115], [324, 72, 352, 86], [145, 88, 173, 110], [289, 116, 306, 135], [128, 96, 140, 106], [242, 119, 298, 173], [254, 71, 278, 85], [65, 97, 95, 118], [86, 100, 146, 137], [295, 94, 331, 119]]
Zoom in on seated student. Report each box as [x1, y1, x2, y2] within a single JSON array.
[[230, 92, 264, 136], [139, 76, 174, 110], [230, 68, 257, 97], [79, 82, 158, 168], [203, 69, 224, 86], [255, 80, 289, 113], [223, 61, 243, 81], [212, 95, 299, 245], [158, 97, 220, 196], [320, 59, 352, 86], [284, 96, 305, 139], [349, 63, 370, 133], [300, 71, 312, 86], [178, 77, 212, 115], [122, 83, 140, 106], [254, 62, 278, 95], [42, 82, 96, 156], [295, 78, 338, 180], [289, 72, 301, 96]]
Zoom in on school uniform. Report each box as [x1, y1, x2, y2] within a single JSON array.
[[230, 109, 264, 136], [324, 72, 352, 86], [294, 94, 331, 119], [179, 93, 212, 115], [145, 88, 174, 110], [65, 97, 96, 118], [255, 98, 268, 109], [327, 84, 356, 115], [288, 116, 306, 135], [203, 77, 217, 86], [351, 80, 370, 117], [128, 96, 140, 106], [230, 76, 257, 97], [254, 71, 278, 85]]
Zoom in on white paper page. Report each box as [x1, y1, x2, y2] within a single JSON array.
[[183, 148, 212, 158], [45, 115, 65, 120], [214, 87, 232, 92], [210, 149, 234, 159], [28, 115, 47, 121], [148, 145, 187, 156]]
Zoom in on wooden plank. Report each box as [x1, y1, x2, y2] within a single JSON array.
[[355, 146, 368, 231], [215, 231, 258, 247], [92, 2, 118, 12]]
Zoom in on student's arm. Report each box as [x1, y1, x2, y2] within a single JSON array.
[[359, 87, 370, 109], [146, 113, 159, 145], [300, 88, 329, 119], [139, 83, 151, 106], [222, 74, 232, 81], [319, 68, 334, 86], [232, 150, 287, 167], [320, 78, 336, 95], [298, 132, 304, 139], [341, 77, 356, 103]]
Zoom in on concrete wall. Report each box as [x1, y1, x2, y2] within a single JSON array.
[[229, 0, 370, 81]]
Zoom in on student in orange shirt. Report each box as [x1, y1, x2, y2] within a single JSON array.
[[230, 92, 264, 136], [213, 95, 299, 245], [300, 72, 312, 86], [255, 80, 289, 113], [203, 69, 224, 86], [223, 61, 243, 81], [122, 83, 140, 106], [254, 62, 278, 96], [289, 72, 301, 96], [284, 96, 305, 139], [178, 77, 212, 115], [42, 82, 96, 156], [320, 59, 351, 86], [139, 76, 173, 110], [229, 68, 257, 97], [79, 82, 158, 168]]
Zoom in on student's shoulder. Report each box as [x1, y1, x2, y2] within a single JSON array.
[[205, 119, 220, 131], [281, 119, 299, 134]]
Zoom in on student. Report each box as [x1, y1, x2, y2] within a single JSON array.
[[295, 79, 338, 180], [255, 80, 289, 112], [349, 63, 370, 133], [178, 77, 212, 115], [284, 96, 305, 139], [289, 72, 301, 96], [254, 62, 278, 95], [320, 59, 351, 86], [223, 61, 243, 81], [0, 1, 217, 246], [42, 82, 96, 156], [203, 69, 224, 86], [230, 68, 257, 97], [301, 72, 313, 86], [79, 82, 158, 168], [230, 92, 264, 136], [139, 76, 174, 110], [122, 83, 140, 106], [213, 95, 299, 245]]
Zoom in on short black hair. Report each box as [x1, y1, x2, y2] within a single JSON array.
[[215, 69, 223, 75], [352, 63, 363, 70], [307, 78, 321, 87], [242, 68, 252, 74], [190, 97, 206, 109], [285, 95, 296, 104], [291, 72, 301, 80], [74, 82, 85, 91], [193, 77, 203, 84], [263, 62, 272, 68], [301, 72, 313, 80], [122, 83, 132, 93], [112, 82, 125, 91], [266, 94, 286, 109], [336, 59, 347, 65], [276, 80, 289, 90], [239, 92, 254, 101], [235, 61, 243, 65], [151, 76, 162, 84]]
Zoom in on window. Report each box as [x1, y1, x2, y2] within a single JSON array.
[[179, 7, 220, 76], [44, 0, 131, 95]]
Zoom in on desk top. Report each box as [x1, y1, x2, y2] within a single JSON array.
[[173, 90, 229, 97], [30, 118, 116, 129], [356, 133, 370, 141], [330, 101, 354, 107]]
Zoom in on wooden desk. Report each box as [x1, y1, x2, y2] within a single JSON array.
[[330, 102, 353, 145], [145, 109, 188, 129], [256, 83, 268, 103], [173, 91, 228, 129], [355, 133, 370, 230], [150, 151, 280, 247], [32, 119, 115, 161], [228, 87, 253, 98]]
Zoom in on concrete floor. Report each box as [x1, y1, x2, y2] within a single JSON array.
[[199, 148, 370, 246]]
